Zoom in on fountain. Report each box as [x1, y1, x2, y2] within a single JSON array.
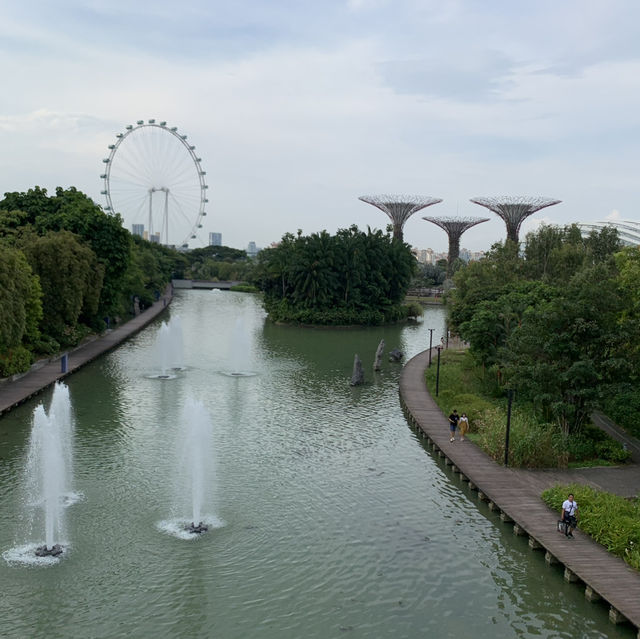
[[180, 397, 213, 534], [2, 383, 77, 564], [167, 315, 184, 371], [27, 384, 74, 558], [149, 316, 184, 379], [222, 316, 255, 377], [158, 397, 222, 539]]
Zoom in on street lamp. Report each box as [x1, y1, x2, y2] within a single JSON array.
[[428, 328, 434, 366], [435, 346, 443, 396], [504, 389, 515, 467]]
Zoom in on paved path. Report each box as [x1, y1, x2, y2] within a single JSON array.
[[0, 289, 172, 417], [400, 348, 640, 636]]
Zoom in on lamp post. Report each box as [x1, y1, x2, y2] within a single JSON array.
[[504, 389, 514, 467], [428, 328, 434, 366], [435, 346, 442, 396]]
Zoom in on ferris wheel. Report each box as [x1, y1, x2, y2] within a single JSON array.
[[100, 120, 208, 247]]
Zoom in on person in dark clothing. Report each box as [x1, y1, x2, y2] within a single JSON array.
[[448, 409, 459, 442]]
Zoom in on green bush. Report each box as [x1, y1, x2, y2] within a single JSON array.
[[230, 284, 259, 293], [542, 483, 640, 571], [567, 424, 631, 465], [474, 407, 560, 468], [0, 345, 32, 377], [32, 335, 60, 356], [404, 301, 424, 319], [601, 388, 640, 439], [424, 349, 628, 468], [264, 298, 409, 326]]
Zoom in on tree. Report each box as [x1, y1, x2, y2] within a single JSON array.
[[0, 187, 131, 316], [0, 245, 42, 351], [256, 226, 415, 324], [503, 264, 630, 434], [21, 231, 104, 344]]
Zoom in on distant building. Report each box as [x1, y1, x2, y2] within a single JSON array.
[[132, 224, 144, 238], [247, 241, 259, 257], [209, 232, 222, 246], [459, 248, 471, 263], [149, 232, 161, 244], [577, 220, 640, 247], [412, 248, 435, 264]]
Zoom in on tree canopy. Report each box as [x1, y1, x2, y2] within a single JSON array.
[[255, 226, 418, 325], [448, 223, 636, 435]]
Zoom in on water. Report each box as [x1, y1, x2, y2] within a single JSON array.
[[0, 292, 634, 638]]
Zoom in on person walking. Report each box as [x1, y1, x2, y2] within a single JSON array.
[[561, 493, 578, 539], [458, 413, 469, 440], [448, 409, 459, 442]]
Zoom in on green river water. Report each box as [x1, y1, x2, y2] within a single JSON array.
[[0, 290, 633, 638]]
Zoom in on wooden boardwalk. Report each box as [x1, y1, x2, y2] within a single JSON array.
[[399, 349, 640, 637], [0, 289, 172, 417]]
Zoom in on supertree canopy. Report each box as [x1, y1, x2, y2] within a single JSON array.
[[422, 216, 489, 276], [469, 196, 561, 243], [359, 194, 442, 241]]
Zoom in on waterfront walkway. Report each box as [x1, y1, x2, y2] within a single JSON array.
[[0, 289, 172, 417], [399, 348, 640, 637]]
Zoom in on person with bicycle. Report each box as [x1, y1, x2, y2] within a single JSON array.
[[561, 493, 579, 539]]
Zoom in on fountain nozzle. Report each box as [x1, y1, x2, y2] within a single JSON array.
[[35, 544, 64, 557], [186, 521, 209, 534]]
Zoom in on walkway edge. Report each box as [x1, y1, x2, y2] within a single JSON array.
[[399, 348, 640, 636], [0, 287, 173, 417]]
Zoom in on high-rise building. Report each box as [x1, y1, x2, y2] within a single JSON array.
[[132, 224, 145, 238], [247, 241, 259, 257], [209, 232, 222, 246], [149, 232, 161, 244]]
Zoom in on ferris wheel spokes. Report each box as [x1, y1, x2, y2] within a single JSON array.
[[101, 120, 208, 247]]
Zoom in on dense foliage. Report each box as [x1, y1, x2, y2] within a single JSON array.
[[425, 349, 629, 468], [254, 226, 418, 325], [182, 244, 252, 281], [0, 186, 185, 376], [411, 262, 446, 288], [542, 484, 640, 571], [448, 224, 639, 438]]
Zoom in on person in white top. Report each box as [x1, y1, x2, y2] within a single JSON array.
[[561, 494, 578, 539], [458, 413, 469, 440]]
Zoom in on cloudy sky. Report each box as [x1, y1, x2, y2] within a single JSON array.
[[1, 0, 639, 252]]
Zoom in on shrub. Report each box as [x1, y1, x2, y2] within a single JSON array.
[[424, 349, 628, 468], [601, 388, 640, 439], [0, 345, 32, 377], [474, 407, 560, 468], [230, 284, 259, 293], [542, 484, 640, 571], [404, 301, 424, 319]]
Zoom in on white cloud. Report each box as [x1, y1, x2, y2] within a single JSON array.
[[1, 1, 640, 252]]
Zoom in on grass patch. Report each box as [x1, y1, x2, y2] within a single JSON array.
[[229, 284, 259, 293], [542, 484, 640, 571], [424, 350, 630, 468]]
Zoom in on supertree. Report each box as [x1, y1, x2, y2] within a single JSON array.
[[358, 194, 443, 242], [422, 216, 489, 276], [469, 196, 561, 243]]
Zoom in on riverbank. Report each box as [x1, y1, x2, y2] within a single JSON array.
[[0, 286, 173, 417], [399, 347, 640, 636]]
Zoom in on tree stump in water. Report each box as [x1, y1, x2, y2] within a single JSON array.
[[350, 354, 365, 386]]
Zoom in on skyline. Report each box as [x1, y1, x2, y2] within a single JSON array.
[[1, 1, 639, 252]]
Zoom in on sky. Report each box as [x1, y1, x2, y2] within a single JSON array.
[[1, 0, 639, 252]]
